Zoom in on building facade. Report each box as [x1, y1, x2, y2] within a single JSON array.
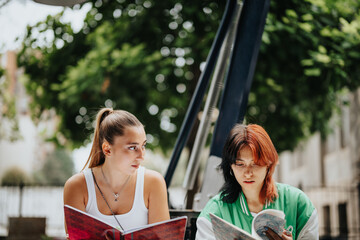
[[277, 89, 360, 239]]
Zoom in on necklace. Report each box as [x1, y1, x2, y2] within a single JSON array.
[[91, 169, 124, 231], [101, 166, 131, 202]]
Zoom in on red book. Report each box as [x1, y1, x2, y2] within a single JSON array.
[[64, 205, 187, 240]]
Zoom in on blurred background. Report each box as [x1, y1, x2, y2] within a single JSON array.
[[0, 0, 359, 239]]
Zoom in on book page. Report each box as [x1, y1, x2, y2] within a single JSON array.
[[210, 213, 256, 240], [252, 209, 285, 240]]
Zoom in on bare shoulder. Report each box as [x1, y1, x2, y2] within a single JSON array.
[[63, 172, 88, 210], [143, 168, 170, 222], [144, 168, 166, 185], [144, 169, 167, 194], [64, 172, 86, 190]]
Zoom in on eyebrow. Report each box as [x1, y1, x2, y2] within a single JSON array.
[[235, 159, 254, 163], [126, 140, 147, 145]]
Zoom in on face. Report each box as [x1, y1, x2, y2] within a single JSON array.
[[103, 126, 147, 174], [231, 146, 268, 195]]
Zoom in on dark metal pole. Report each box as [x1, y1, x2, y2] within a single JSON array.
[[19, 182, 24, 217], [210, 0, 271, 157], [164, 0, 238, 187]]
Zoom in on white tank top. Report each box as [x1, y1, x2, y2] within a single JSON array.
[[83, 166, 148, 231]]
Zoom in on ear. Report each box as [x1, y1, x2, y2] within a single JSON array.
[[102, 142, 111, 156]]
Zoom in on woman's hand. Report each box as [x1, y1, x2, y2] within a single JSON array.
[[265, 228, 293, 240]]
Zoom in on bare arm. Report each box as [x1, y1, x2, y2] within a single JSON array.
[[63, 172, 87, 210], [145, 169, 170, 224], [63, 173, 88, 237]]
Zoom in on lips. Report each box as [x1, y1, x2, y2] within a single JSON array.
[[244, 181, 255, 184], [132, 164, 140, 169]]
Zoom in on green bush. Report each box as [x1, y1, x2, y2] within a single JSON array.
[[1, 167, 30, 186]]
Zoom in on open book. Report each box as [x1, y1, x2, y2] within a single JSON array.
[[64, 205, 187, 240], [210, 209, 286, 240]]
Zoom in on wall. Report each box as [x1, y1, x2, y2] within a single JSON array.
[[277, 132, 322, 189], [0, 116, 38, 178], [0, 186, 65, 238], [0, 51, 57, 181], [277, 88, 360, 239]]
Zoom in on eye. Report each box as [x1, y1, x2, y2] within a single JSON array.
[[235, 162, 244, 167], [142, 143, 146, 150], [128, 146, 137, 150]]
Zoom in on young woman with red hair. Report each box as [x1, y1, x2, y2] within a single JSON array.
[[196, 124, 318, 240]]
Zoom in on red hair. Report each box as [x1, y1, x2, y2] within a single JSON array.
[[244, 124, 278, 204], [220, 124, 278, 204]]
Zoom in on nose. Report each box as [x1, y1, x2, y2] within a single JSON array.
[[244, 166, 253, 178], [137, 147, 145, 160]]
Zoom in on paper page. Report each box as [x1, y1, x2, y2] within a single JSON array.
[[210, 213, 256, 240]]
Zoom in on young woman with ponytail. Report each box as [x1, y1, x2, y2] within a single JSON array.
[[196, 124, 319, 240], [63, 108, 169, 234]]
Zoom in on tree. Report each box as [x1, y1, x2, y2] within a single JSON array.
[[1, 167, 30, 186], [17, 0, 223, 152], [16, 0, 360, 154], [0, 64, 21, 142], [248, 0, 360, 151]]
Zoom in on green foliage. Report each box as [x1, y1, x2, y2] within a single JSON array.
[[40, 235, 53, 240], [33, 149, 75, 186], [1, 167, 30, 186], [17, 0, 223, 152], [16, 0, 360, 153], [0, 65, 21, 142], [247, 0, 360, 151]]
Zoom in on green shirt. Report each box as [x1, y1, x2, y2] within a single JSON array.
[[198, 183, 317, 239]]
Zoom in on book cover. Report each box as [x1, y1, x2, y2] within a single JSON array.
[[251, 209, 285, 239], [210, 209, 286, 240], [64, 205, 187, 240]]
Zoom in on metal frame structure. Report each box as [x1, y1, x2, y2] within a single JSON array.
[[33, 0, 86, 6], [164, 0, 271, 210]]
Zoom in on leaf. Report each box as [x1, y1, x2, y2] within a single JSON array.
[[304, 68, 321, 76]]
